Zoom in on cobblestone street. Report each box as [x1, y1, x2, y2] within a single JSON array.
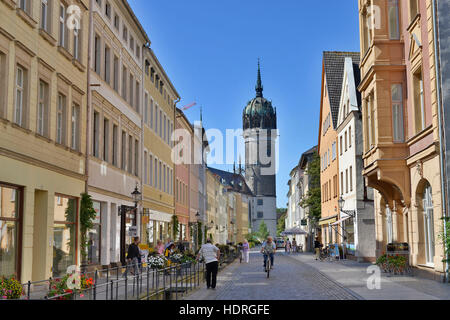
[[183, 249, 361, 300]]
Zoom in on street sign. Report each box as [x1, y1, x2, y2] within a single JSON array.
[[128, 226, 138, 237]]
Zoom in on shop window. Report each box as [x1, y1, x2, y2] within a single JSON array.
[[0, 185, 21, 278], [52, 195, 77, 278]]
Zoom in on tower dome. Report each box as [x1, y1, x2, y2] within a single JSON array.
[[243, 61, 277, 130]]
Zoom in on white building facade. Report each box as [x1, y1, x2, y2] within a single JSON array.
[[336, 57, 376, 262]]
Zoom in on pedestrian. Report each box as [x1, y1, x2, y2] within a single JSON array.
[[242, 239, 250, 263], [126, 237, 141, 275], [314, 237, 322, 260], [285, 239, 291, 254], [292, 238, 297, 253], [197, 239, 220, 290], [156, 240, 164, 255], [177, 241, 185, 253]]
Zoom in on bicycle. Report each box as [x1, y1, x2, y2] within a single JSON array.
[[265, 254, 271, 278]]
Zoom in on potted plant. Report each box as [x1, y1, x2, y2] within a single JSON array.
[[148, 255, 167, 269], [375, 254, 388, 273], [0, 276, 24, 300]]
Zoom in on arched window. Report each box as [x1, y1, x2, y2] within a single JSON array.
[[422, 183, 435, 265]]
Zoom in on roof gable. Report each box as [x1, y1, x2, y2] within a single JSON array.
[[323, 51, 360, 128]]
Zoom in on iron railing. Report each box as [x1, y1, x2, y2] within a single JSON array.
[[20, 251, 239, 300]]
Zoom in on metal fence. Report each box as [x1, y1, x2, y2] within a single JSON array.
[[20, 250, 239, 300]]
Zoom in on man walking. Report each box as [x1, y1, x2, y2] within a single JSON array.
[[127, 237, 141, 275], [314, 237, 322, 260], [197, 239, 220, 290]]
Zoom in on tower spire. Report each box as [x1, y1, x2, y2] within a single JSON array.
[[256, 58, 263, 98]]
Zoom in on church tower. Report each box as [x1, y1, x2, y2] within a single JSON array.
[[243, 61, 277, 237]]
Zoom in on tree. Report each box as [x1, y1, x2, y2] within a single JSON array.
[[258, 221, 270, 240], [79, 193, 97, 264], [300, 151, 321, 224], [171, 215, 179, 240], [277, 210, 287, 237]]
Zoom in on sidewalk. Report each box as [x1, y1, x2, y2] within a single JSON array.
[[288, 252, 450, 300]]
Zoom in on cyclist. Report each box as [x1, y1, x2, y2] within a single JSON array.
[[261, 236, 276, 270]]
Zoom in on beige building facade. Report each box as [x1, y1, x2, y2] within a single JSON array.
[[0, 0, 89, 281], [358, 0, 445, 280]]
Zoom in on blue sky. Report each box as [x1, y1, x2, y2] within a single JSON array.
[[129, 0, 361, 208]]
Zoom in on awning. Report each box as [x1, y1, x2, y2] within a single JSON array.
[[318, 216, 338, 226], [331, 213, 351, 226], [281, 227, 308, 235]]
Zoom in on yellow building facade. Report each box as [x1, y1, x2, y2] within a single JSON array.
[[141, 47, 178, 248], [0, 0, 89, 282]]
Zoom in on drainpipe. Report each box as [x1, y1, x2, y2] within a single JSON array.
[[432, 0, 449, 283], [85, 0, 94, 194]]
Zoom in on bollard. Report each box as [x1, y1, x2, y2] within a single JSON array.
[[125, 275, 128, 300], [110, 280, 114, 300], [147, 265, 150, 300], [93, 270, 98, 300], [27, 281, 31, 300]]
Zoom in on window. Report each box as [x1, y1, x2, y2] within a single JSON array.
[[257, 199, 263, 206], [93, 111, 100, 157], [159, 161, 162, 190], [87, 201, 101, 265], [94, 35, 101, 75], [159, 110, 162, 137], [52, 195, 77, 278], [413, 69, 425, 134], [163, 165, 166, 193], [73, 25, 80, 61], [129, 73, 134, 107], [155, 75, 159, 89], [144, 151, 147, 184], [144, 93, 148, 125], [348, 127, 352, 148], [112, 124, 118, 166], [136, 45, 140, 59], [56, 94, 67, 145], [350, 166, 353, 192], [332, 142, 336, 160], [150, 68, 155, 83], [135, 81, 140, 113], [149, 155, 153, 186], [257, 212, 264, 219], [37, 80, 49, 137], [121, 131, 126, 170], [366, 95, 375, 149], [59, 4, 68, 49], [122, 26, 128, 43], [422, 183, 435, 265], [0, 52, 6, 118], [129, 36, 134, 53], [41, 0, 51, 32], [128, 136, 133, 174], [104, 46, 111, 84], [103, 118, 109, 162], [134, 139, 139, 176], [15, 66, 27, 127], [410, 0, 419, 21], [341, 172, 344, 196], [71, 103, 80, 151], [122, 66, 127, 100], [345, 131, 348, 152], [388, 0, 400, 40], [0, 185, 21, 278], [345, 169, 349, 194], [95, 0, 101, 7], [163, 114, 166, 141], [105, 2, 111, 18], [114, 14, 119, 30], [154, 158, 158, 188], [392, 84, 405, 142], [113, 56, 119, 91], [19, 0, 31, 14], [340, 136, 343, 155], [150, 100, 154, 129]]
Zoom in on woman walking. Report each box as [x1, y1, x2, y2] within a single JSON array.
[[285, 239, 291, 254], [242, 239, 250, 263]]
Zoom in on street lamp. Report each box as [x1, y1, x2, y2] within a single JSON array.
[[131, 184, 142, 208], [338, 197, 356, 218]]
